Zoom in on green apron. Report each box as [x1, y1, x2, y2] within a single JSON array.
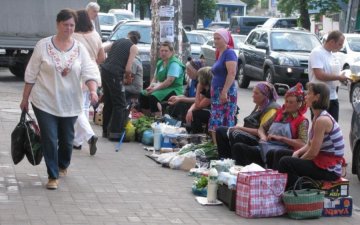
[[151, 56, 185, 101]]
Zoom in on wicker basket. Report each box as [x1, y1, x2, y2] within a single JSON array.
[[282, 177, 325, 219]]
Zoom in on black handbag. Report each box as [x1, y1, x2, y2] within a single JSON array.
[[11, 111, 27, 164], [24, 113, 43, 166]]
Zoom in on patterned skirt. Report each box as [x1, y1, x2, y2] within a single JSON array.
[[208, 84, 238, 132]]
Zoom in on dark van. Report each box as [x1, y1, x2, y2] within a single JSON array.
[[262, 18, 298, 28], [230, 16, 269, 35]]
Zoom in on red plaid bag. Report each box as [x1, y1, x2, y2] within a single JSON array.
[[236, 170, 287, 218]]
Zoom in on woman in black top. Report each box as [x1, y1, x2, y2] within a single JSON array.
[[101, 31, 140, 140]]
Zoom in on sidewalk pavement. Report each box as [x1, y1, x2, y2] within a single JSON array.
[[0, 70, 359, 225]]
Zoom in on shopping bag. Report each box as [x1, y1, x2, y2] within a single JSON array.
[[24, 113, 43, 166], [10, 111, 27, 164], [282, 176, 325, 219], [236, 169, 287, 218]]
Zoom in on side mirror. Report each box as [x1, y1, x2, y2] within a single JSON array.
[[256, 42, 268, 50]]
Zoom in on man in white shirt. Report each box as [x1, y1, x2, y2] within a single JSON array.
[[86, 2, 101, 35], [308, 30, 349, 121]]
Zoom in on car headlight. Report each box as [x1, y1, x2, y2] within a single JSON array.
[[278, 56, 299, 66], [139, 54, 151, 62]]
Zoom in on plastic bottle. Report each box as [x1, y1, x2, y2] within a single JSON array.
[[207, 164, 218, 203], [153, 122, 162, 151]]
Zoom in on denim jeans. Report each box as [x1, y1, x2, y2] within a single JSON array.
[[32, 105, 77, 179]]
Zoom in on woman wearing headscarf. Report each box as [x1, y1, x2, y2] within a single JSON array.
[[216, 82, 280, 159], [167, 58, 204, 123], [209, 28, 238, 144], [233, 83, 309, 167]]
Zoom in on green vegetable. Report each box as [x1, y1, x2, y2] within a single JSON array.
[[195, 176, 208, 189]]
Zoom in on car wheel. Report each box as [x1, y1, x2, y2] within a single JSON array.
[[237, 64, 250, 88], [265, 68, 274, 84], [351, 82, 360, 113]]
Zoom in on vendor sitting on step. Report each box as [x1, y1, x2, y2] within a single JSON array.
[[138, 41, 185, 117], [167, 57, 205, 123]]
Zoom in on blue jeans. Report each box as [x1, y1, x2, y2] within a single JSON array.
[[32, 105, 77, 179]]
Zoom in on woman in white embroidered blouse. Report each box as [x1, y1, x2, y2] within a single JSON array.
[[20, 9, 100, 190]]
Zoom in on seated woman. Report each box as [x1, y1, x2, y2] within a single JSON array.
[[216, 82, 280, 159], [232, 83, 309, 167], [185, 67, 212, 133], [167, 58, 204, 122], [139, 41, 185, 117], [278, 82, 345, 188], [124, 54, 143, 105]]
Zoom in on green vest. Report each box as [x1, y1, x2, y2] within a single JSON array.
[[151, 56, 185, 101]]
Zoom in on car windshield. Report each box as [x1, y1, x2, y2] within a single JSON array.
[[347, 37, 360, 52], [271, 32, 321, 52], [114, 14, 135, 21], [110, 24, 151, 44], [233, 35, 246, 49], [187, 33, 207, 45], [99, 15, 116, 26]]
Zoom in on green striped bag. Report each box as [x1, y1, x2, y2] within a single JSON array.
[[282, 177, 325, 219]]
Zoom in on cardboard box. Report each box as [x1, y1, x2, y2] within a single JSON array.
[[321, 178, 349, 198], [322, 196, 352, 217], [217, 184, 236, 211], [94, 112, 103, 126]]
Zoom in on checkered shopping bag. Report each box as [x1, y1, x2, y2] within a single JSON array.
[[236, 170, 287, 218]]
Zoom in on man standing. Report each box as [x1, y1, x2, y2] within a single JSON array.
[[308, 30, 349, 121], [86, 2, 101, 35]]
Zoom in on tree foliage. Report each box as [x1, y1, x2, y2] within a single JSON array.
[[242, 0, 259, 10], [277, 0, 347, 30], [98, 0, 129, 12], [197, 0, 217, 20]]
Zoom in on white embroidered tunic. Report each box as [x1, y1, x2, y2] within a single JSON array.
[[25, 36, 100, 117]]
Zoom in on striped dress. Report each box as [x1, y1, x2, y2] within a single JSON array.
[[310, 111, 345, 176]]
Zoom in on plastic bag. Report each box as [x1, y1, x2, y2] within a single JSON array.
[[11, 111, 27, 164], [24, 113, 43, 166]]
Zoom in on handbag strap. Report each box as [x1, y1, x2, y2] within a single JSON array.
[[292, 176, 322, 197]]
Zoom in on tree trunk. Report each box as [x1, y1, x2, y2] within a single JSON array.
[[150, 0, 182, 79], [299, 0, 311, 30]]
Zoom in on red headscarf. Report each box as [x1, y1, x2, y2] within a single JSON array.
[[285, 83, 307, 115], [214, 28, 234, 60]]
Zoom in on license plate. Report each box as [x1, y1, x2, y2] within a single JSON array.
[[304, 68, 308, 74]]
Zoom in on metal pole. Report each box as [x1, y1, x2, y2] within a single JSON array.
[[345, 0, 353, 33]]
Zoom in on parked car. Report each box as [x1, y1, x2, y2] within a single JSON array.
[[186, 31, 207, 59], [107, 20, 191, 88], [261, 18, 298, 29], [98, 12, 117, 42], [108, 9, 135, 21], [237, 27, 321, 89], [350, 110, 360, 180], [191, 29, 214, 40], [348, 61, 360, 112], [206, 21, 230, 31], [229, 16, 269, 35], [199, 34, 246, 67]]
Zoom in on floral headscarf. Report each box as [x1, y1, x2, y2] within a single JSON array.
[[285, 82, 307, 115], [255, 82, 279, 110]]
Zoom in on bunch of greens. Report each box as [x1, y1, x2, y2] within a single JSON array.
[[194, 176, 208, 189], [132, 116, 155, 136]]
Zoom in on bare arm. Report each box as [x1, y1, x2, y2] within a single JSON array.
[[125, 45, 138, 76], [96, 47, 105, 64], [301, 117, 331, 159], [220, 61, 237, 104], [20, 83, 34, 112], [313, 68, 348, 82]]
